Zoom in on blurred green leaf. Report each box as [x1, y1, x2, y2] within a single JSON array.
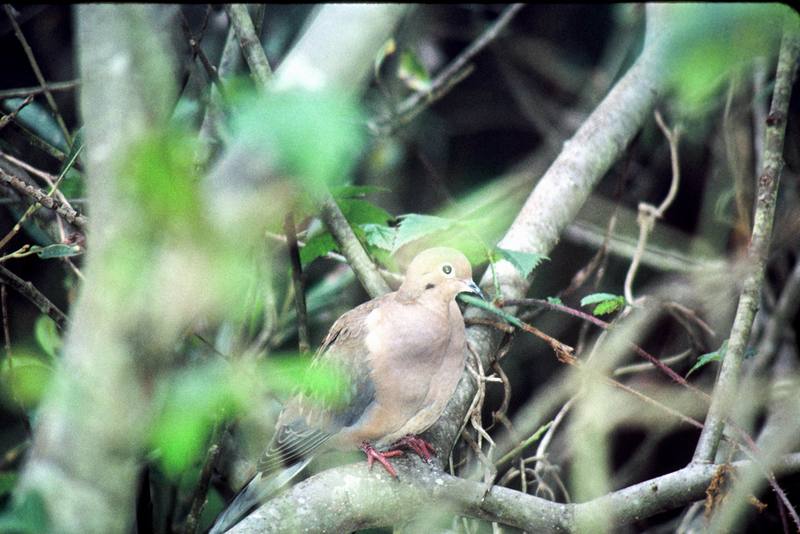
[[27, 244, 81, 259], [547, 296, 563, 306], [34, 315, 60, 360], [151, 356, 346, 476], [337, 198, 392, 226], [151, 363, 232, 476], [0, 472, 17, 497], [331, 185, 390, 199], [0, 355, 53, 408], [124, 126, 199, 232], [665, 4, 793, 113], [231, 90, 366, 193], [0, 491, 49, 534], [398, 50, 432, 92], [580, 293, 626, 316], [362, 223, 396, 251], [496, 247, 548, 278], [394, 214, 455, 251], [300, 232, 338, 266], [374, 38, 397, 80], [687, 340, 728, 377]]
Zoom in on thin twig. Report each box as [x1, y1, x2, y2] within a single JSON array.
[[284, 213, 310, 353], [693, 26, 800, 465], [179, 12, 228, 100], [0, 79, 79, 99], [0, 168, 87, 228], [180, 423, 227, 534], [623, 110, 681, 304], [0, 144, 84, 250], [319, 194, 390, 298], [3, 4, 71, 145], [370, 3, 525, 135], [0, 265, 68, 329], [0, 95, 33, 131], [224, 4, 272, 88]]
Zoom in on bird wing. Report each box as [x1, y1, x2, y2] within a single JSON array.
[[255, 294, 389, 474]]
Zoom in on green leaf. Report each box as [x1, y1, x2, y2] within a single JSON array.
[[0, 472, 17, 497], [398, 50, 432, 91], [331, 184, 390, 199], [232, 90, 366, 193], [2, 98, 68, 152], [686, 340, 728, 377], [547, 296, 563, 306], [300, 232, 338, 266], [374, 38, 397, 79], [665, 4, 793, 113], [394, 214, 455, 251], [124, 126, 200, 231], [34, 315, 60, 359], [337, 198, 392, 226], [0, 355, 53, 408], [27, 244, 82, 259], [496, 247, 548, 278], [580, 293, 626, 316], [362, 224, 396, 251], [0, 491, 50, 534]]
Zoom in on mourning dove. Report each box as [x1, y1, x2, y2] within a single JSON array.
[[210, 247, 484, 533]]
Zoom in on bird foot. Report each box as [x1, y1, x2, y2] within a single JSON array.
[[392, 434, 436, 463], [360, 441, 404, 478]]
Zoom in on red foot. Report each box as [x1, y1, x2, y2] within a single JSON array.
[[392, 434, 436, 463], [360, 441, 404, 478]]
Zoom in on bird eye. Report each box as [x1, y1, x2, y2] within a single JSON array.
[[441, 264, 453, 276]]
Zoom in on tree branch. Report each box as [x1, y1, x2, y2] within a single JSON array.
[[692, 22, 800, 464], [231, 452, 800, 533]]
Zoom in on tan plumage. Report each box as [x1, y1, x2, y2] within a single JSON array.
[[210, 247, 483, 533]]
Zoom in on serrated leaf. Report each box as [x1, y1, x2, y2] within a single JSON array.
[[580, 292, 626, 316], [337, 198, 392, 226], [547, 296, 563, 306], [580, 293, 621, 306], [28, 244, 82, 259], [34, 315, 60, 359], [592, 297, 625, 316], [362, 224, 396, 251], [299, 232, 337, 266], [374, 38, 397, 79], [331, 184, 390, 199], [394, 214, 455, 251], [398, 50, 432, 92], [496, 247, 548, 278], [686, 340, 728, 377]]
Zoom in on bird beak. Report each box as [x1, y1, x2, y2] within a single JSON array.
[[463, 280, 488, 301]]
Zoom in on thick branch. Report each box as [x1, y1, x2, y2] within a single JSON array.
[[17, 6, 178, 533], [232, 452, 800, 533]]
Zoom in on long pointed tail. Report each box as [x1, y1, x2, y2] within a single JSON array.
[[208, 457, 312, 534]]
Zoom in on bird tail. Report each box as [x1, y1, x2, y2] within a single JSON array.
[[208, 457, 312, 534]]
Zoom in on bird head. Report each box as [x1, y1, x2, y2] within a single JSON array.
[[399, 247, 486, 302]]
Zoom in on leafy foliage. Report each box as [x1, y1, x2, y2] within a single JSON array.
[[580, 293, 626, 316], [495, 247, 548, 278], [398, 49, 432, 91], [665, 4, 794, 113], [686, 340, 727, 377]]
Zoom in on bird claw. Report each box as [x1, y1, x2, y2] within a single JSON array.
[[360, 441, 403, 478], [392, 434, 437, 463]]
